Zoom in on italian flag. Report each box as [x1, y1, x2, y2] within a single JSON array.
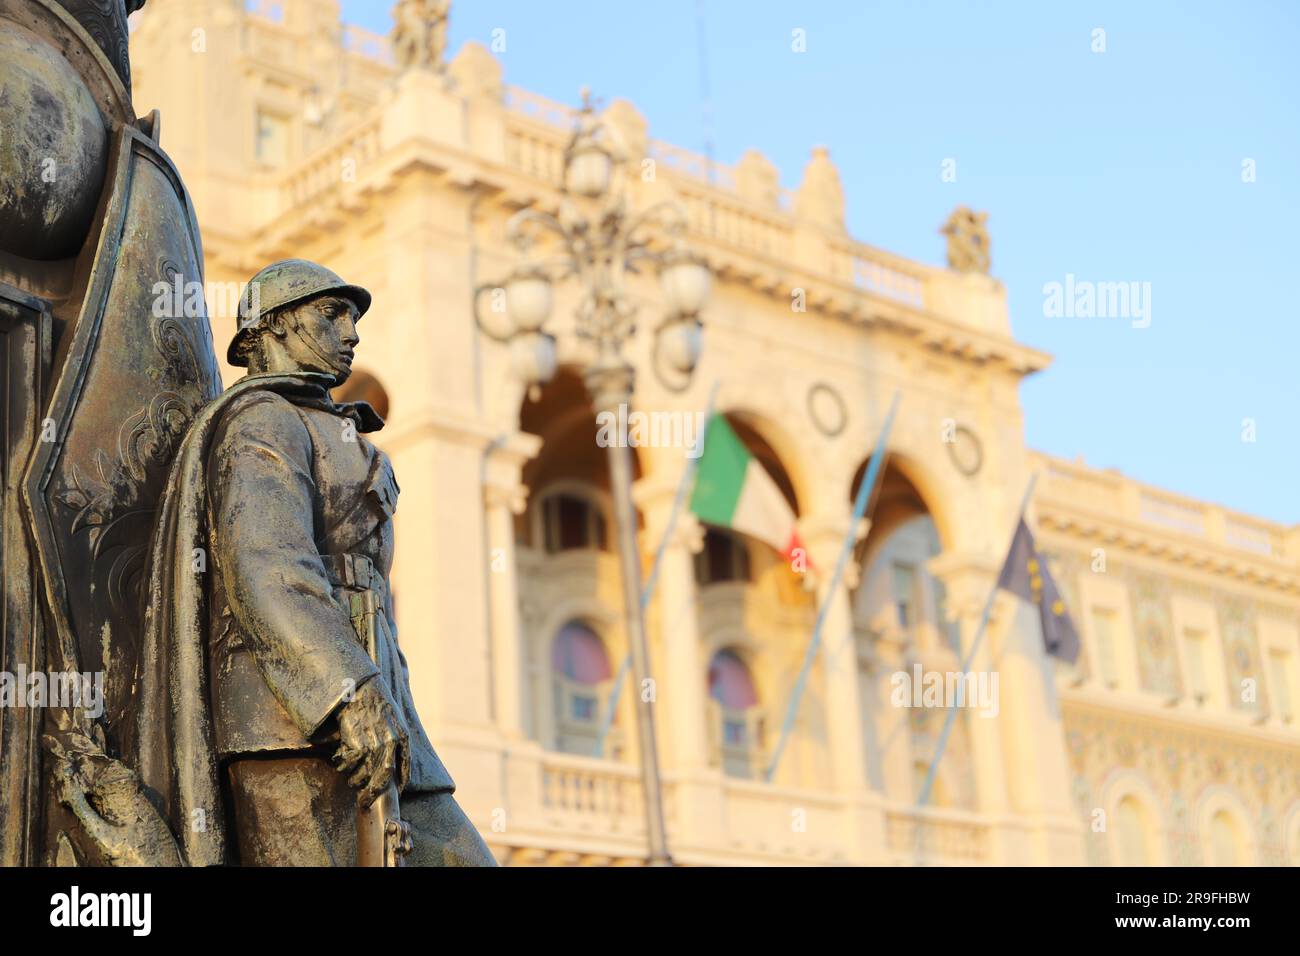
[[690, 414, 804, 560]]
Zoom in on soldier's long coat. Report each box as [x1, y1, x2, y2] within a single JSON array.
[[132, 371, 452, 867]]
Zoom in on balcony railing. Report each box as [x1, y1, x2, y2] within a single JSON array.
[[525, 749, 995, 864], [885, 806, 991, 864], [277, 116, 382, 213], [649, 139, 737, 192], [1224, 515, 1285, 557], [343, 23, 393, 64], [1138, 490, 1208, 537], [245, 0, 284, 23], [505, 85, 580, 129], [540, 752, 646, 833], [1032, 452, 1291, 562]]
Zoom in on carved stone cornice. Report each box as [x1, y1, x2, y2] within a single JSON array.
[[1035, 505, 1299, 597], [1059, 686, 1300, 758], [235, 108, 1054, 380]]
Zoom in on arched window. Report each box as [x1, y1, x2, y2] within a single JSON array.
[[1116, 795, 1149, 866], [539, 489, 608, 553], [707, 649, 763, 778], [855, 515, 958, 653], [892, 562, 918, 629], [694, 529, 752, 585], [551, 621, 614, 756], [1209, 810, 1241, 866]]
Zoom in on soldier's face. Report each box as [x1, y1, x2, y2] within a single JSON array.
[[283, 294, 360, 382]]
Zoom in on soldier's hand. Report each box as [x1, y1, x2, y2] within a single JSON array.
[[334, 679, 410, 807]]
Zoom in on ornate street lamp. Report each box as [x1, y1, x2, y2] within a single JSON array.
[[653, 247, 709, 392], [474, 89, 711, 865]]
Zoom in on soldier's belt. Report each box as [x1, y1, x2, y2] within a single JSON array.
[[322, 551, 381, 593], [323, 552, 385, 657]]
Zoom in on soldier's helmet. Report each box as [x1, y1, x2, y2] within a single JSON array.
[[229, 259, 372, 367]]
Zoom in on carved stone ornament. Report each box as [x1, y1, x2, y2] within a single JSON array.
[[946, 423, 983, 476], [807, 382, 848, 437], [940, 205, 991, 275]]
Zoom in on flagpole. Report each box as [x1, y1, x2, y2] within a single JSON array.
[[764, 391, 902, 783], [593, 382, 719, 758], [914, 471, 1039, 812]]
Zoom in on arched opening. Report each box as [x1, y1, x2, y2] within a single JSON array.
[[1208, 809, 1244, 867], [691, 410, 820, 786], [518, 367, 642, 549], [517, 368, 642, 761], [1286, 807, 1300, 866], [694, 527, 752, 585], [722, 414, 801, 516], [537, 486, 608, 553], [332, 367, 391, 421], [850, 458, 957, 652], [550, 620, 617, 758], [1115, 794, 1151, 866], [693, 412, 808, 602], [707, 648, 764, 779], [849, 457, 972, 805]]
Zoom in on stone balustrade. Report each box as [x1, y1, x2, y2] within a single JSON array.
[[885, 806, 992, 864], [1032, 451, 1292, 563], [516, 749, 995, 865]]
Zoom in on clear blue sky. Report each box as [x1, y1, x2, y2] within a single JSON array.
[[342, 0, 1299, 525]]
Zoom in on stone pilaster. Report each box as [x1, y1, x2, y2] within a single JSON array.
[[798, 511, 869, 792], [483, 431, 543, 740], [797, 511, 886, 863], [633, 459, 721, 854], [927, 547, 1084, 864]]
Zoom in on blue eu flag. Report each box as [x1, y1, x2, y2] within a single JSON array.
[[997, 520, 1080, 664]]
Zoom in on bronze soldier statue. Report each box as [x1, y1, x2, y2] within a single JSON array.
[[132, 260, 496, 866]]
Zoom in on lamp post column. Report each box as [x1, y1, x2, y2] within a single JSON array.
[[586, 358, 672, 866]]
